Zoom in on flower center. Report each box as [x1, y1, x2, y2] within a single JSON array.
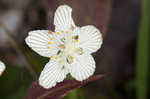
[[58, 42, 76, 57], [64, 42, 76, 56], [57, 38, 83, 64]]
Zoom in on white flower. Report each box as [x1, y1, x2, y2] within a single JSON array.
[[25, 5, 103, 89], [0, 61, 6, 76]]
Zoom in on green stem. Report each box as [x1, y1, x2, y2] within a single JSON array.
[[136, 0, 149, 99]]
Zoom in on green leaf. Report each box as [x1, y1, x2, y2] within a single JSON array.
[[0, 65, 32, 99]]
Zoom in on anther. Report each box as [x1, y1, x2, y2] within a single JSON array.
[[56, 32, 60, 35], [61, 66, 65, 70], [75, 39, 78, 43], [48, 41, 51, 44], [50, 56, 54, 58], [48, 30, 52, 34], [58, 60, 62, 63], [61, 30, 64, 33], [66, 31, 69, 34], [71, 25, 75, 31], [50, 37, 53, 40]]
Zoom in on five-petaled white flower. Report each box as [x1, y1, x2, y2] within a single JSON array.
[[0, 61, 6, 76], [25, 5, 103, 89]]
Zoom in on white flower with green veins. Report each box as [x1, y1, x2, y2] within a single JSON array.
[[25, 5, 103, 89]]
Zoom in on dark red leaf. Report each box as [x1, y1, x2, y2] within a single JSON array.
[[25, 74, 104, 99]]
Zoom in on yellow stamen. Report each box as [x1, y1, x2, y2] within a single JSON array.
[[66, 31, 69, 34], [72, 36, 75, 39], [58, 60, 62, 63], [71, 56, 74, 59], [48, 41, 51, 44], [62, 57, 64, 59], [50, 56, 54, 58], [75, 39, 78, 43], [56, 32, 60, 35], [55, 57, 59, 59], [61, 30, 64, 34], [47, 46, 50, 49], [50, 37, 53, 40]]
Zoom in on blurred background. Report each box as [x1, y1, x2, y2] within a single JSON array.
[[0, 0, 149, 99]]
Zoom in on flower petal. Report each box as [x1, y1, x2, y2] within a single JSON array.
[[25, 30, 59, 58], [39, 58, 68, 89], [0, 61, 5, 76], [69, 54, 95, 81], [75, 25, 103, 54], [54, 5, 75, 31]]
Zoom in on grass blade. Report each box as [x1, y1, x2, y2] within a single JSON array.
[[136, 0, 149, 98]]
